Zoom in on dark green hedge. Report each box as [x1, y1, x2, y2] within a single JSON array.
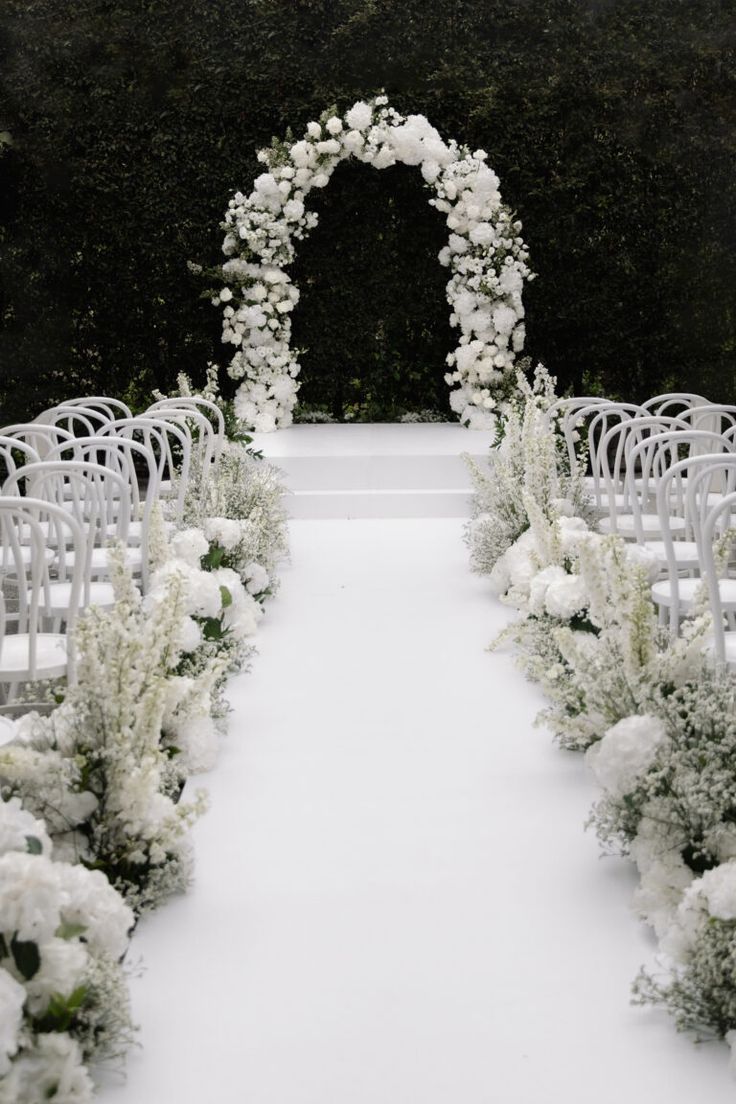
[[1, 0, 735, 423]]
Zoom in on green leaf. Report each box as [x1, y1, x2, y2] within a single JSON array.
[[34, 985, 89, 1034], [219, 584, 233, 608], [25, 835, 43, 855], [11, 935, 40, 980], [55, 921, 87, 941]]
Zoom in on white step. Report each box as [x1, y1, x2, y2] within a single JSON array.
[[250, 424, 492, 519], [287, 488, 474, 519]]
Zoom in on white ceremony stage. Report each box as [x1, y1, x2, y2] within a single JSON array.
[[96, 426, 733, 1103]]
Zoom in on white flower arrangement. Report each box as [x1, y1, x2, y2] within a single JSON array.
[[464, 364, 591, 579], [468, 369, 736, 1062], [148, 513, 261, 752], [180, 439, 289, 591], [0, 796, 135, 1103], [1, 549, 208, 915], [217, 94, 533, 431]]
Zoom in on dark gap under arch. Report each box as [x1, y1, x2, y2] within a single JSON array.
[[289, 159, 455, 422]]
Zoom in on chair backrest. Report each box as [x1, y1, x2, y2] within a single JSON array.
[[36, 405, 110, 437], [585, 404, 668, 513], [626, 428, 732, 545], [100, 416, 190, 524], [655, 453, 736, 632], [144, 404, 216, 475], [4, 461, 131, 602], [0, 436, 41, 483], [702, 486, 736, 663], [148, 397, 225, 466], [45, 436, 158, 590], [0, 423, 73, 459], [542, 397, 609, 471], [0, 496, 86, 682], [60, 396, 133, 421], [681, 404, 736, 439], [640, 392, 710, 418]]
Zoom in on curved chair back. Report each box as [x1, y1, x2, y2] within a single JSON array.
[[148, 396, 225, 467], [0, 496, 86, 684]]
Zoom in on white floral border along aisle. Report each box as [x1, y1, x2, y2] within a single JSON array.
[[213, 94, 534, 432]]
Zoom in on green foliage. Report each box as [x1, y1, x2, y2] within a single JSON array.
[[33, 985, 88, 1035], [0, 0, 734, 423]]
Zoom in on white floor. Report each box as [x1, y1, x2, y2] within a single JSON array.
[[96, 519, 733, 1104]]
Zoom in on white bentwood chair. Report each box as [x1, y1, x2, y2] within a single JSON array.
[[0, 497, 86, 696], [653, 454, 736, 632]]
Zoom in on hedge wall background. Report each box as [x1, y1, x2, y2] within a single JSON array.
[[1, 0, 735, 423]]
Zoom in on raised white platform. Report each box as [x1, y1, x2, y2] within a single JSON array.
[[249, 424, 493, 518]]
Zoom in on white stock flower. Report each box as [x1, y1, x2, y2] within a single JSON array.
[[586, 715, 667, 798]]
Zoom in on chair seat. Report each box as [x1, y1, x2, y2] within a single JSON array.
[[641, 540, 700, 570], [33, 580, 116, 616], [652, 576, 736, 609], [106, 519, 142, 544], [715, 632, 736, 668], [598, 513, 687, 537], [1, 545, 56, 573], [0, 633, 68, 680], [64, 545, 142, 575]]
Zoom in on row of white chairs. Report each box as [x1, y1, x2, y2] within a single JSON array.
[[547, 392, 736, 666], [0, 393, 225, 705]]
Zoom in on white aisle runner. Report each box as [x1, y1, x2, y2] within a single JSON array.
[[98, 519, 732, 1103]]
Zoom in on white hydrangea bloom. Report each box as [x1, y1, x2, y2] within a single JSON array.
[[345, 100, 373, 131], [0, 851, 63, 943], [528, 564, 568, 616], [24, 938, 88, 1016], [544, 572, 588, 620], [586, 715, 668, 798], [243, 561, 270, 596], [0, 797, 51, 858], [55, 863, 134, 960], [169, 527, 209, 569], [0, 969, 24, 1077], [0, 1032, 94, 1104]]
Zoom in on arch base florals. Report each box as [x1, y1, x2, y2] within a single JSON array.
[[213, 95, 533, 432]]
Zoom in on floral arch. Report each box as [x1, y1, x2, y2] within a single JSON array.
[[215, 95, 533, 432]]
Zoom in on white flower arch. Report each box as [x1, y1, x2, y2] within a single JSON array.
[[217, 95, 533, 432]]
